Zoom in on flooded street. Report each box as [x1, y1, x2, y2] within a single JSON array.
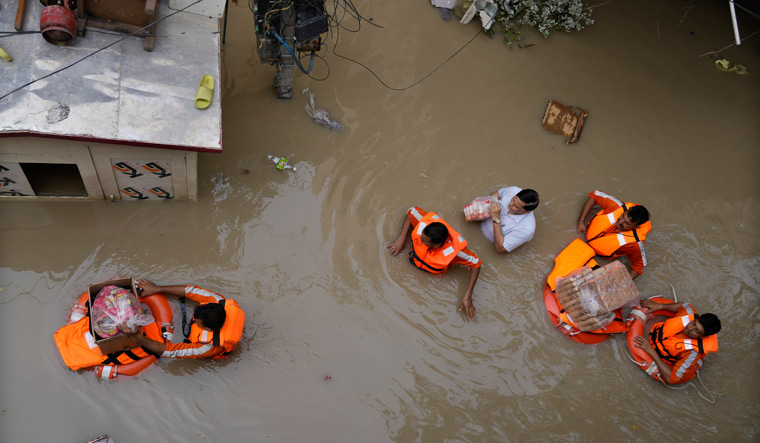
[[2, 0, 759, 441]]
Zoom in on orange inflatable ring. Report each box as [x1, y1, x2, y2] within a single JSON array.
[[542, 283, 627, 344], [66, 290, 173, 379], [625, 296, 675, 381], [542, 239, 629, 344]]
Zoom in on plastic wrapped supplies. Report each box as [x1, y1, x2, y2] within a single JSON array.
[[464, 196, 492, 222], [555, 261, 639, 331], [91, 285, 155, 338]]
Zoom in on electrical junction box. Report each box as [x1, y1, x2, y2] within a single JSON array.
[[295, 14, 328, 42]]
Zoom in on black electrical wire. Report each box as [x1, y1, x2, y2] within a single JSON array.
[[733, 1, 760, 21], [0, 31, 41, 38], [248, 0, 487, 91], [0, 0, 202, 102], [329, 2, 492, 92]]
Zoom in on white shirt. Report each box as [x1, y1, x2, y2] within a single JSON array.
[[480, 186, 536, 252]]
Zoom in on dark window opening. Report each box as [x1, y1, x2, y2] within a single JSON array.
[[20, 163, 87, 197]]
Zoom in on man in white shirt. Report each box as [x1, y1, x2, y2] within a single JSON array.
[[480, 187, 539, 253]]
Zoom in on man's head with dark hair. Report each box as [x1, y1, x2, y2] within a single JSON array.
[[195, 303, 226, 332], [422, 222, 449, 248], [617, 205, 650, 231], [627, 205, 650, 225], [698, 313, 721, 337], [516, 189, 540, 212]]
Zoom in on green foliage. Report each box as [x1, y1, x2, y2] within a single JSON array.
[[494, 0, 594, 46]]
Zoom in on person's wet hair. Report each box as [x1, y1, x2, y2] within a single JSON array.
[[627, 205, 650, 225], [517, 189, 540, 211], [195, 303, 226, 331], [699, 313, 721, 336], [423, 222, 449, 246]]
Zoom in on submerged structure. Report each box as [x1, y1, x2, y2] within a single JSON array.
[[0, 0, 224, 200]]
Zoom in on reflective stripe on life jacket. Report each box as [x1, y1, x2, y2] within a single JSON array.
[[187, 298, 245, 360], [409, 212, 467, 275], [586, 203, 651, 259]]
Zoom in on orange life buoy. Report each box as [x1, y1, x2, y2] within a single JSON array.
[[59, 290, 173, 379], [542, 239, 628, 344], [542, 284, 627, 344], [625, 296, 675, 381]]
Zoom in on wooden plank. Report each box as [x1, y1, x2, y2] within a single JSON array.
[[14, 0, 28, 32], [86, 15, 146, 35], [144, 0, 157, 15]]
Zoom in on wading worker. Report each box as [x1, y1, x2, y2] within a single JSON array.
[[634, 299, 721, 385], [120, 279, 245, 359], [480, 187, 539, 253], [387, 207, 482, 319], [576, 190, 651, 280]]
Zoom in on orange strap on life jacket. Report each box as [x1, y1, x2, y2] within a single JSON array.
[[409, 212, 467, 275], [586, 203, 651, 257]]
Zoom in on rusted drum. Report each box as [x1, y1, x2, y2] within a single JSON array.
[[40, 5, 77, 46]]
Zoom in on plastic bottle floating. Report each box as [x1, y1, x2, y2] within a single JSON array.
[[267, 155, 297, 171]]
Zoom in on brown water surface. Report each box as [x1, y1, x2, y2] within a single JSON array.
[[1, 0, 759, 441]]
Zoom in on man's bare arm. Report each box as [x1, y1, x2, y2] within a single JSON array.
[[577, 196, 596, 236], [387, 215, 412, 256]]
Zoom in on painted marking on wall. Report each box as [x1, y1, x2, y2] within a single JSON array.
[[112, 159, 174, 201], [0, 162, 35, 197]]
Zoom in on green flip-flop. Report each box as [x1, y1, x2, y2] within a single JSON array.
[[194, 75, 214, 110], [0, 45, 12, 62]]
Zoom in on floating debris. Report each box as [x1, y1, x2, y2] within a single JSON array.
[[302, 88, 343, 131], [267, 155, 296, 171], [541, 100, 588, 144], [715, 59, 748, 75]]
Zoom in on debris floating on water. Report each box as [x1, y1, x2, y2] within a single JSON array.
[[541, 100, 588, 144], [267, 155, 296, 171], [715, 59, 748, 75], [302, 88, 344, 131]]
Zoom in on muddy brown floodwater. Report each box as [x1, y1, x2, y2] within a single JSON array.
[[1, 0, 759, 441]]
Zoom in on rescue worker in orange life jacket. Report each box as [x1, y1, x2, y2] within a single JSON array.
[[120, 279, 244, 360], [633, 299, 721, 384], [576, 190, 651, 280], [387, 207, 482, 319]]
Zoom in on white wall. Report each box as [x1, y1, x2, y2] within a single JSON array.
[[0, 137, 198, 201]]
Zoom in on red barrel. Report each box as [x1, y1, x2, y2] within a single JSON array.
[[40, 5, 76, 46]]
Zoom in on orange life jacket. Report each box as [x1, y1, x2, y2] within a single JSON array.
[[546, 238, 597, 291], [54, 313, 164, 371], [650, 313, 719, 364], [586, 203, 651, 258], [187, 298, 245, 360], [545, 239, 627, 334], [409, 212, 467, 275]]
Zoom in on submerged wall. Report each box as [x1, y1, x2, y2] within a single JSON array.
[[0, 137, 198, 201]]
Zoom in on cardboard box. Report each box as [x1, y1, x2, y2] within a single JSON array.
[[88, 277, 140, 354]]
